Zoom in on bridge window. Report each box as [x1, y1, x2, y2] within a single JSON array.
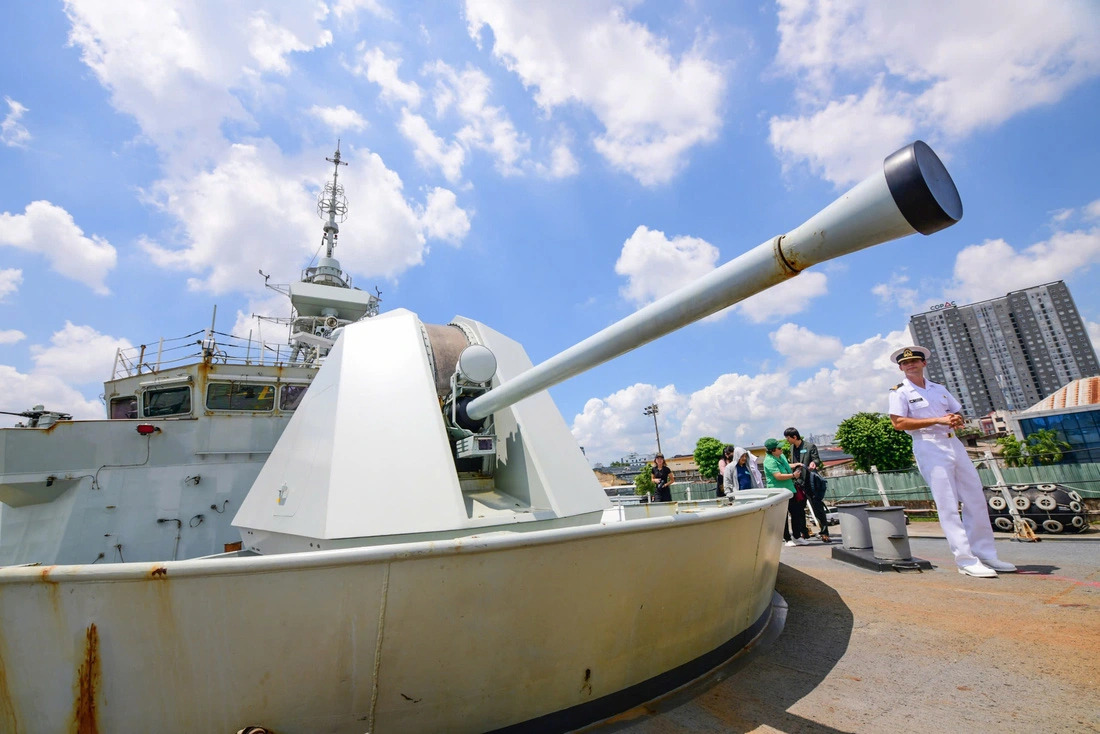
[[143, 386, 192, 417], [206, 382, 275, 411], [109, 396, 138, 419], [279, 384, 307, 411]]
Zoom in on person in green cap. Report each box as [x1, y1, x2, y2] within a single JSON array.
[[763, 437, 807, 546]]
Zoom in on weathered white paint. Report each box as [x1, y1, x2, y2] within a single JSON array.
[[0, 490, 788, 734]]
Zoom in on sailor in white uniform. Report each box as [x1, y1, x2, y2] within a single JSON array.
[[887, 346, 1017, 578]]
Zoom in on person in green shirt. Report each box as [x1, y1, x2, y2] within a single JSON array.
[[763, 438, 808, 546]]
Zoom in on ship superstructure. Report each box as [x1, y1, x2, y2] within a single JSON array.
[[0, 145, 378, 565]]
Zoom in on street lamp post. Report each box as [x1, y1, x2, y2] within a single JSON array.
[[644, 403, 662, 455]]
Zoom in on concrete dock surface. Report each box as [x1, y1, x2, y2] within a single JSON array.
[[595, 522, 1100, 733]]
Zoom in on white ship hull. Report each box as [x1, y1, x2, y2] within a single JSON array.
[[0, 492, 787, 733]]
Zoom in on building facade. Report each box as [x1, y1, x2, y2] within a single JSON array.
[[909, 282, 1100, 417]]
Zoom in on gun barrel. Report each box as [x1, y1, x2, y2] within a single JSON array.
[[466, 141, 961, 422]]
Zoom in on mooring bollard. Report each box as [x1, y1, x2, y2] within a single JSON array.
[[836, 502, 872, 550], [866, 506, 912, 561]]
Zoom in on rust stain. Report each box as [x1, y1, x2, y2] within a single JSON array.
[[72, 623, 100, 734], [0, 632, 19, 734], [150, 566, 168, 579], [224, 541, 243, 553]]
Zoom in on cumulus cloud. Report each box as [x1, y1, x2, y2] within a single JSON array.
[[0, 201, 116, 294], [63, 0, 334, 161], [614, 226, 719, 306], [332, 0, 392, 23], [427, 61, 530, 176], [570, 383, 686, 464], [140, 142, 469, 291], [420, 187, 471, 244], [737, 271, 828, 324], [30, 321, 133, 385], [871, 271, 920, 312], [946, 226, 1100, 305], [0, 267, 22, 300], [0, 330, 25, 345], [350, 45, 422, 107], [308, 104, 367, 132], [769, 1, 1100, 186], [229, 292, 293, 354], [769, 323, 844, 368], [1, 96, 31, 147], [0, 365, 105, 426], [613, 227, 829, 323], [466, 0, 726, 185], [398, 109, 465, 182], [572, 327, 913, 464]]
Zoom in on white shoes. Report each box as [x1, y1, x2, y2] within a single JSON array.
[[784, 540, 797, 547], [958, 561, 997, 578], [795, 538, 809, 546], [979, 558, 1017, 573]]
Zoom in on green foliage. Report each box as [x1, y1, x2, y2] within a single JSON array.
[[693, 436, 725, 479], [835, 412, 914, 473], [996, 430, 1070, 467], [634, 465, 655, 496], [996, 434, 1031, 467], [1026, 429, 1071, 466]]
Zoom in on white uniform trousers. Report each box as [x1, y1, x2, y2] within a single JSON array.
[[912, 435, 996, 568]]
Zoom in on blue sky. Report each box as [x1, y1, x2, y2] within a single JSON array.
[[2, 1, 1099, 465]]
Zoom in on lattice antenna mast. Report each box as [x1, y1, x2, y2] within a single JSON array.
[[318, 140, 349, 259]]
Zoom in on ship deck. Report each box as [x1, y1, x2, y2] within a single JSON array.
[[591, 522, 1100, 733]]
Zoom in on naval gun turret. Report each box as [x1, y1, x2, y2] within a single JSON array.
[[233, 141, 962, 554]]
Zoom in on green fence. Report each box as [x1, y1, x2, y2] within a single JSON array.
[[823, 461, 1100, 505]]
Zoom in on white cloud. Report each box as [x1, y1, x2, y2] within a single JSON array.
[[0, 268, 22, 300], [0, 201, 116, 294], [420, 187, 471, 244], [737, 271, 828, 324], [398, 109, 465, 182], [140, 142, 469, 291], [351, 46, 422, 107], [1085, 199, 1100, 221], [770, 0, 1100, 186], [946, 226, 1100, 305], [0, 330, 25, 345], [613, 227, 828, 323], [571, 327, 913, 465], [871, 271, 920, 312], [538, 136, 580, 179], [0, 365, 105, 426], [308, 104, 367, 132], [769, 323, 844, 368], [769, 79, 914, 187], [571, 383, 686, 464], [427, 61, 530, 176], [614, 226, 719, 307], [466, 0, 726, 186], [332, 0, 392, 22], [229, 292, 293, 354], [30, 321, 133, 385], [1, 96, 31, 147], [63, 0, 334, 160]]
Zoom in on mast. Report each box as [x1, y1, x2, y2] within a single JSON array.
[[320, 140, 349, 260]]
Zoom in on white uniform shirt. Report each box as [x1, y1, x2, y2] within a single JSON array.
[[888, 377, 961, 441]]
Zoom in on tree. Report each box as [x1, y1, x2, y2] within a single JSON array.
[[634, 465, 655, 496], [835, 412, 914, 472], [995, 434, 1031, 467], [1026, 429, 1071, 466], [693, 436, 725, 480]]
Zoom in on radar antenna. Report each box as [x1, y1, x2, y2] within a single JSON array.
[[318, 140, 349, 259]]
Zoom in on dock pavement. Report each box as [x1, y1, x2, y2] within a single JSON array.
[[592, 521, 1100, 734]]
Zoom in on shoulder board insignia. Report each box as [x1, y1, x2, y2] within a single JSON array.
[[890, 383, 903, 391]]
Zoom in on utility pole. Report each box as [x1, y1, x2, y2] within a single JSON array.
[[644, 403, 662, 455]]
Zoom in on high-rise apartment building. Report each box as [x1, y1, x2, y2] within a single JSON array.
[[909, 281, 1099, 417]]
